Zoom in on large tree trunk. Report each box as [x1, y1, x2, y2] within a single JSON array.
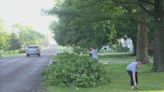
[[136, 9, 149, 63], [152, 0, 164, 72]]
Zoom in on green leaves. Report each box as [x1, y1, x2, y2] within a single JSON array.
[[49, 0, 126, 49], [0, 19, 9, 51], [12, 23, 45, 47], [43, 52, 110, 87], [8, 32, 21, 50], [0, 31, 9, 51]]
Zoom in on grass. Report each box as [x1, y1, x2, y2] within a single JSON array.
[[46, 53, 164, 92], [0, 50, 24, 59]]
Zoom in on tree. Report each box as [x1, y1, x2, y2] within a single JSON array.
[[152, 0, 164, 72], [48, 0, 126, 49], [111, 0, 152, 63], [0, 19, 9, 52], [12, 23, 45, 48], [136, 9, 149, 63], [8, 32, 21, 52]]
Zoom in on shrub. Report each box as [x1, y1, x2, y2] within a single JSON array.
[[18, 49, 26, 53], [43, 53, 110, 87], [73, 47, 86, 55]]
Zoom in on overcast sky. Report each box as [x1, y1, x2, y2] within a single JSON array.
[[0, 0, 55, 34]]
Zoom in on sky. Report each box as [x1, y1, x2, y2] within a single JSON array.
[[0, 0, 56, 34]]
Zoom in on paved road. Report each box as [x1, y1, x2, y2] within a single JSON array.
[[0, 46, 56, 92]]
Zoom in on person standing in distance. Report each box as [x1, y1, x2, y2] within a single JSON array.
[[90, 47, 98, 62], [127, 59, 144, 90]]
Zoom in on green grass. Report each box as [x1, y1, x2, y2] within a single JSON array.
[[46, 54, 164, 92], [0, 50, 24, 59]]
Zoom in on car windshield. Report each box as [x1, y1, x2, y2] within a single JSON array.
[[28, 46, 38, 49]]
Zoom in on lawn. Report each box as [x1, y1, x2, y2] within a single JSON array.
[[46, 54, 164, 92], [0, 50, 24, 59]]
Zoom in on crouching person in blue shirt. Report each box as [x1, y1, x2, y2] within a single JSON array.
[[127, 59, 144, 90]]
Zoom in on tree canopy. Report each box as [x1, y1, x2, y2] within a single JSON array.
[[0, 19, 9, 51], [49, 0, 129, 49], [12, 23, 45, 48], [8, 32, 21, 51]]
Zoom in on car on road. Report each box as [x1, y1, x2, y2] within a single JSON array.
[[26, 45, 40, 57]]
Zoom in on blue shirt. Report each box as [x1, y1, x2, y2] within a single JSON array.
[[127, 61, 138, 73], [91, 49, 98, 60]]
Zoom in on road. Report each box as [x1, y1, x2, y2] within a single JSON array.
[[0, 46, 56, 92]]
